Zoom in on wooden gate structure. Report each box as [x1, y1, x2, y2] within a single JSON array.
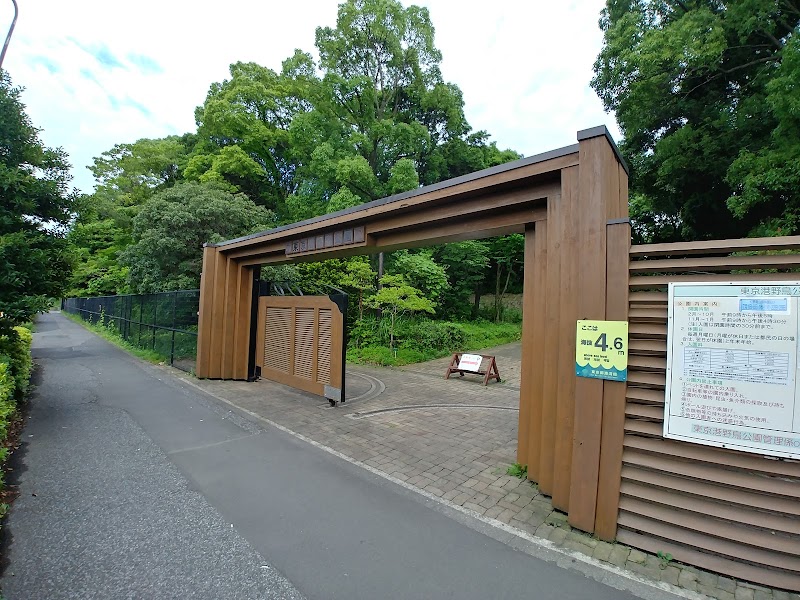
[[195, 125, 799, 592], [255, 294, 346, 405]]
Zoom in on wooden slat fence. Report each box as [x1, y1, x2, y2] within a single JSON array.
[[620, 236, 800, 592]]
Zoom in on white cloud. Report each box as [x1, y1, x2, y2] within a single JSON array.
[[0, 0, 618, 193]]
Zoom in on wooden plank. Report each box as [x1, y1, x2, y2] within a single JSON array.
[[626, 371, 666, 388], [255, 298, 265, 369], [630, 235, 800, 258], [630, 271, 800, 288], [517, 224, 537, 466], [628, 308, 666, 323], [615, 530, 800, 592], [312, 308, 319, 384], [617, 511, 800, 572], [620, 464, 800, 516], [233, 264, 254, 380], [630, 253, 800, 273], [625, 418, 665, 436], [568, 134, 616, 533], [373, 207, 533, 250], [594, 219, 630, 540], [623, 448, 800, 498], [330, 298, 344, 392], [527, 219, 547, 478], [367, 187, 552, 236], [625, 404, 664, 420], [538, 204, 561, 494], [553, 168, 579, 510], [627, 355, 666, 372], [624, 435, 800, 477], [195, 246, 217, 378], [207, 249, 227, 379], [626, 386, 665, 404], [628, 323, 667, 339], [628, 339, 666, 356], [220, 258, 239, 379], [620, 496, 799, 555], [629, 291, 668, 304], [218, 153, 578, 254], [619, 480, 800, 535]]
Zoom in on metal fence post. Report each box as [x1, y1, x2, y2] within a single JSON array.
[[170, 291, 177, 366], [152, 296, 157, 352]]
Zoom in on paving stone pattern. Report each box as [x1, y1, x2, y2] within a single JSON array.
[[182, 344, 798, 600]]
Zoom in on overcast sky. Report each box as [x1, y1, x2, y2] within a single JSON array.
[[1, 0, 619, 194]]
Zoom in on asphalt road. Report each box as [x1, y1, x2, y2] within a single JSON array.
[[0, 313, 678, 599]]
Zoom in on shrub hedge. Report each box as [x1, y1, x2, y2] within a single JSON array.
[[0, 326, 33, 495], [0, 326, 33, 399]]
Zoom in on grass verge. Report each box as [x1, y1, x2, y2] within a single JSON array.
[[347, 319, 521, 367], [61, 312, 166, 364]]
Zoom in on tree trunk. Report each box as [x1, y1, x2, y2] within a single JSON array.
[[471, 283, 482, 320], [494, 262, 502, 323]]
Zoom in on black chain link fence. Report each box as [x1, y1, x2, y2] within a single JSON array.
[[62, 290, 200, 373]]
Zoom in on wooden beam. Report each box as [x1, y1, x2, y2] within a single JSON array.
[[552, 166, 579, 511], [538, 191, 563, 495], [195, 245, 217, 378], [517, 223, 537, 464], [218, 154, 577, 253], [568, 133, 621, 533]]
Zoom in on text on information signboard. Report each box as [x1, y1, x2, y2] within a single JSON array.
[[664, 282, 800, 459]]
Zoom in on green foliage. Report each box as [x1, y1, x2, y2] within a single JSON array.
[[0, 326, 32, 400], [366, 274, 435, 349], [66, 219, 131, 296], [506, 463, 528, 479], [656, 550, 673, 569], [68, 0, 523, 298], [432, 240, 490, 319], [391, 250, 449, 303], [89, 135, 193, 211], [486, 235, 524, 322], [121, 181, 275, 292], [0, 72, 74, 331], [0, 362, 15, 440], [592, 0, 800, 240], [340, 258, 377, 319], [348, 315, 521, 365], [62, 311, 166, 364]]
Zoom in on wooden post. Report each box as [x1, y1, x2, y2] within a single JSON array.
[[552, 166, 579, 511], [594, 164, 631, 540], [196, 245, 217, 378], [568, 128, 628, 533], [517, 223, 537, 465]]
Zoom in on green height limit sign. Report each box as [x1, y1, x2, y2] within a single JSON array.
[[575, 320, 629, 382]]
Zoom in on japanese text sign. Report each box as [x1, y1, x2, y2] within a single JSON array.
[[575, 320, 628, 382], [665, 282, 800, 459], [457, 354, 482, 372]]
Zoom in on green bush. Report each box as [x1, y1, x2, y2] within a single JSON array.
[[0, 362, 15, 442], [347, 315, 521, 366], [394, 319, 466, 353], [0, 326, 33, 399]]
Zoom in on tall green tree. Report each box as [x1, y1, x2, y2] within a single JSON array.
[[592, 0, 800, 241], [0, 71, 74, 331], [121, 182, 275, 292]]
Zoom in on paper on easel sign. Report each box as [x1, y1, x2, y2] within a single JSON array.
[[457, 354, 482, 372]]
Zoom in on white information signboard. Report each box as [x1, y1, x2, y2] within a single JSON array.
[[457, 354, 483, 372], [665, 281, 800, 459]]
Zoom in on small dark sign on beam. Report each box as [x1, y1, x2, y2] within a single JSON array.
[[286, 226, 366, 256]]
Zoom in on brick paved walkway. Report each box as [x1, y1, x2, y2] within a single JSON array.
[[174, 345, 797, 600]]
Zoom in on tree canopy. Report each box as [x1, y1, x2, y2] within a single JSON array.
[[121, 182, 275, 293], [593, 0, 800, 241], [0, 71, 74, 331]]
